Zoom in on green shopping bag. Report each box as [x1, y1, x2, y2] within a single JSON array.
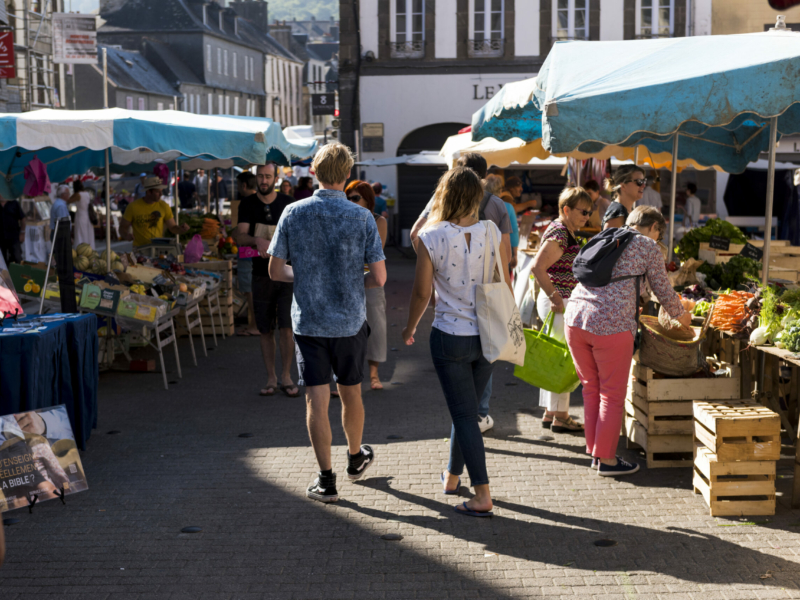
[[513, 311, 580, 394]]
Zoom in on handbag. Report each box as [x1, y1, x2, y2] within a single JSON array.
[[88, 202, 99, 226], [513, 311, 581, 394], [475, 222, 526, 366]]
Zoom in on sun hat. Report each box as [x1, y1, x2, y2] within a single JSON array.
[[143, 176, 167, 191]]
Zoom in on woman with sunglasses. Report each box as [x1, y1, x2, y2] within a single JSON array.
[[345, 180, 389, 391], [602, 165, 647, 230], [564, 206, 690, 476], [531, 186, 593, 433], [279, 179, 295, 198]]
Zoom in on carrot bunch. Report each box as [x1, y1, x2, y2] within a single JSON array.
[[709, 291, 755, 333], [200, 218, 220, 239]]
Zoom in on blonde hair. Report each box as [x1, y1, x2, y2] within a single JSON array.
[[311, 142, 355, 185], [424, 167, 484, 229], [626, 205, 666, 232], [604, 165, 645, 199], [484, 174, 504, 197], [558, 186, 592, 216]]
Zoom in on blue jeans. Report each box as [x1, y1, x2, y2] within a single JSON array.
[[430, 327, 494, 486], [478, 374, 492, 418]]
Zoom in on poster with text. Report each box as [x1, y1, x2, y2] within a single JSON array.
[[52, 13, 97, 64], [0, 406, 88, 513]]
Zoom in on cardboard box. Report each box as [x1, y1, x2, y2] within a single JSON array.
[[80, 283, 128, 315], [116, 293, 167, 322]]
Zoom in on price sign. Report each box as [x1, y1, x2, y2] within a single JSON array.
[[708, 235, 730, 251], [740, 243, 764, 261]]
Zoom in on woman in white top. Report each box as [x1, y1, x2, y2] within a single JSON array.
[[403, 166, 511, 518], [69, 180, 95, 250]]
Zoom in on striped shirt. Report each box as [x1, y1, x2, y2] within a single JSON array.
[[541, 220, 580, 299]]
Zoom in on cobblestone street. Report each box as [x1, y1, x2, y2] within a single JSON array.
[[3, 250, 800, 599]]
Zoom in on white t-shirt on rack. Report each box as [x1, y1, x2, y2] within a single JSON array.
[[418, 219, 501, 336]]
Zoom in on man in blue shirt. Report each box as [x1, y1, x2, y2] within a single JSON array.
[[371, 182, 388, 218], [50, 185, 72, 240], [269, 142, 386, 504]]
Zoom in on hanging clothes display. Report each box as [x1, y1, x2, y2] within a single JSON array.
[[22, 156, 52, 197]]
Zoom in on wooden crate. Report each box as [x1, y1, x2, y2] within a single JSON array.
[[693, 400, 780, 462], [625, 414, 694, 468], [630, 362, 741, 401], [693, 443, 775, 516]]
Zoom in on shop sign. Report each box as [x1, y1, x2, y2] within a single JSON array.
[[0, 406, 89, 513], [362, 123, 384, 153], [708, 235, 730, 251], [740, 243, 764, 261], [53, 13, 98, 64], [312, 93, 335, 115], [0, 32, 15, 79]]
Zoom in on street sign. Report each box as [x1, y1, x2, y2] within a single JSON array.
[[53, 13, 98, 64], [0, 31, 15, 79], [312, 93, 335, 115]]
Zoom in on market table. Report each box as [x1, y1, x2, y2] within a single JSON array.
[[0, 313, 98, 450]]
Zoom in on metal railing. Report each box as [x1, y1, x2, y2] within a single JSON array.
[[390, 40, 424, 59], [468, 38, 504, 58]]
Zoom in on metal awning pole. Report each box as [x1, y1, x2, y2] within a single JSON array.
[[103, 48, 111, 272], [763, 116, 779, 286], [667, 134, 679, 260], [174, 159, 180, 243], [576, 160, 581, 187], [634, 147, 639, 166]]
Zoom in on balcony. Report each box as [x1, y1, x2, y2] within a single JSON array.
[[468, 38, 504, 58], [390, 40, 425, 59]]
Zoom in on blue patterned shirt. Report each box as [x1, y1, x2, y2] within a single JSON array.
[[268, 189, 386, 337]]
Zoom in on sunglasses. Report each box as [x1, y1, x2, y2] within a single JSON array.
[[628, 178, 647, 187], [347, 194, 362, 202], [263, 204, 273, 221], [570, 208, 593, 217]]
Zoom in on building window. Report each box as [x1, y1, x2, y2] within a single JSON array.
[[208, 93, 213, 115], [126, 96, 133, 110], [234, 96, 239, 115], [470, 0, 504, 57], [218, 95, 223, 115], [157, 102, 163, 110], [391, 0, 424, 58], [249, 57, 254, 81], [138, 98, 145, 110], [224, 49, 228, 75], [637, 0, 673, 38], [217, 48, 222, 74], [206, 45, 211, 70], [169, 103, 174, 110], [225, 95, 230, 114], [553, 0, 587, 40], [233, 52, 237, 78], [202, 4, 208, 25], [189, 95, 194, 113]]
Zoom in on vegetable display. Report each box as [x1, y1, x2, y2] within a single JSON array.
[[681, 284, 713, 303], [676, 218, 748, 261], [697, 255, 761, 290], [708, 290, 756, 335], [782, 323, 800, 353], [693, 300, 712, 316]]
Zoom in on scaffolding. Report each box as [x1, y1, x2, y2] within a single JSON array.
[[5, 0, 59, 112]]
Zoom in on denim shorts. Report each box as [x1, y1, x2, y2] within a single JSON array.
[[237, 258, 253, 294]]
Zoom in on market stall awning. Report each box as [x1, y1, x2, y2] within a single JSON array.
[[0, 109, 317, 198], [472, 28, 800, 174], [356, 152, 447, 167]]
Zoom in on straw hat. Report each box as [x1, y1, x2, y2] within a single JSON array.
[[143, 176, 166, 191]]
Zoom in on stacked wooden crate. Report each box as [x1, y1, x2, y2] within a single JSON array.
[[625, 356, 740, 468], [693, 400, 780, 516], [182, 260, 235, 336], [698, 240, 800, 283]]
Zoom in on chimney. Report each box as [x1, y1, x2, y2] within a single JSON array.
[[270, 21, 292, 51], [229, 0, 268, 32]]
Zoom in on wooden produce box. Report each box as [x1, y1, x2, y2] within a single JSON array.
[[693, 443, 775, 517], [176, 304, 235, 338], [625, 360, 741, 468], [693, 400, 781, 462]]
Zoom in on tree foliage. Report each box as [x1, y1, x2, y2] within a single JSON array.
[[269, 0, 338, 22]]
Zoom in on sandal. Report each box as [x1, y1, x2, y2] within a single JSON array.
[[551, 415, 584, 434], [280, 384, 301, 398], [454, 501, 493, 518], [370, 378, 384, 391], [541, 416, 553, 429]]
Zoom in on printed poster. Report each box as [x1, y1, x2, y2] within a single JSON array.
[[52, 13, 97, 64], [0, 406, 89, 513], [0, 252, 23, 319]]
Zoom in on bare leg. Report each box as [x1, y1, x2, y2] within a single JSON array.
[[260, 331, 278, 390], [369, 360, 383, 390], [337, 383, 364, 455], [306, 385, 332, 471], [279, 328, 297, 390], [451, 482, 492, 513]]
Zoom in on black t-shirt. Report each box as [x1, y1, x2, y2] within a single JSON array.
[[0, 201, 25, 244], [238, 192, 295, 276], [178, 181, 196, 207], [601, 201, 629, 228]]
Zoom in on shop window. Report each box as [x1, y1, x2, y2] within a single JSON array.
[[553, 0, 587, 41], [157, 102, 163, 111], [138, 98, 145, 110], [637, 0, 673, 38], [469, 0, 503, 57], [391, 0, 424, 59], [126, 96, 133, 110]]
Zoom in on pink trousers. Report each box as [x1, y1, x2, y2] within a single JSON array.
[[564, 325, 634, 459]]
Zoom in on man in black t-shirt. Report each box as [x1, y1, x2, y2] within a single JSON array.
[[177, 173, 196, 210], [0, 198, 26, 265], [234, 163, 298, 398]]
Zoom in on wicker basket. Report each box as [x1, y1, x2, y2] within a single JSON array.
[[637, 310, 712, 377]]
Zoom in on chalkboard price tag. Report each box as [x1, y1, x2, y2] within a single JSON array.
[[708, 235, 730, 251], [740, 243, 764, 261]]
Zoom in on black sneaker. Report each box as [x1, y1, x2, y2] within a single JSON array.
[[597, 457, 640, 477], [346, 444, 375, 481], [307, 472, 338, 503]]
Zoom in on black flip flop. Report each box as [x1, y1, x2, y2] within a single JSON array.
[[280, 384, 301, 398]]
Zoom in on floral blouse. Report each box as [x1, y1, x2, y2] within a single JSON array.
[[540, 220, 580, 299], [565, 233, 685, 337]]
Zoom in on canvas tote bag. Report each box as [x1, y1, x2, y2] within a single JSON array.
[[475, 222, 526, 366]]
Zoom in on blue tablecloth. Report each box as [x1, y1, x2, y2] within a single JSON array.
[[0, 313, 98, 449]]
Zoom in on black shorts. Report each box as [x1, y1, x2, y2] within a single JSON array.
[[252, 274, 293, 333], [294, 321, 370, 387]]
